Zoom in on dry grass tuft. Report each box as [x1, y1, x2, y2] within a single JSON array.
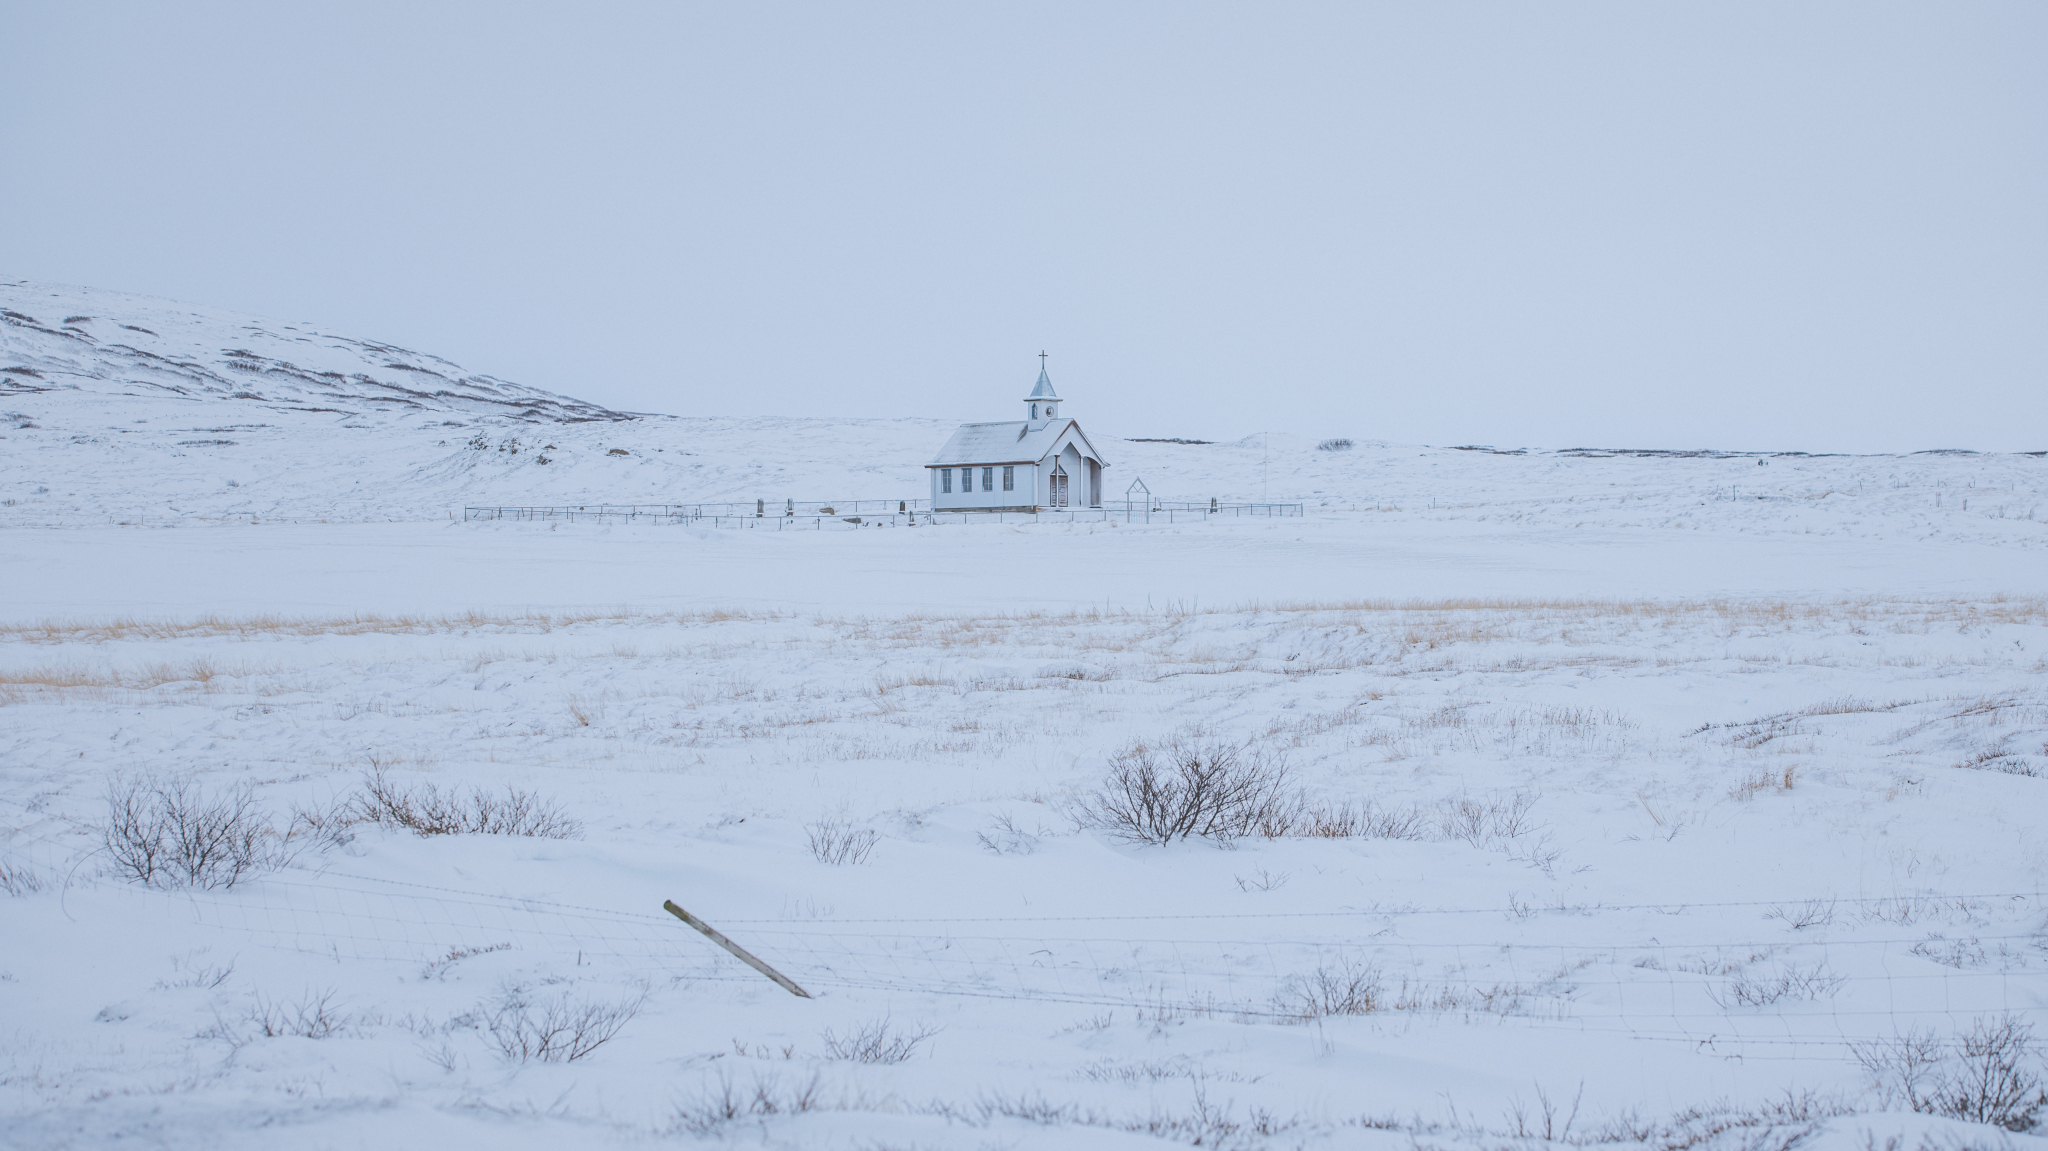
[[0, 860, 46, 896], [0, 606, 790, 645], [1729, 765, 1799, 801], [0, 657, 278, 704]]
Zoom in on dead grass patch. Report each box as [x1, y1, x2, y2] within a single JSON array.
[[0, 606, 792, 645], [1729, 765, 1799, 801], [0, 657, 277, 699]]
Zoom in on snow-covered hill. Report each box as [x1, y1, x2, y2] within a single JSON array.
[[1, 281, 630, 423], [0, 280, 981, 522], [6, 281, 2046, 556]]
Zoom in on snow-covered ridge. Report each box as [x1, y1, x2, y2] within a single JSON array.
[[1, 280, 628, 423], [3, 281, 2045, 544]]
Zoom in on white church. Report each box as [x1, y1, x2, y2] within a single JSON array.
[[927, 365, 1109, 512]]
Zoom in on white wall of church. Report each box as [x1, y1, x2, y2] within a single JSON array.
[[929, 463, 1037, 511]]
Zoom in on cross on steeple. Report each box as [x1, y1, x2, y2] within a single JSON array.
[[1025, 356, 1060, 420]]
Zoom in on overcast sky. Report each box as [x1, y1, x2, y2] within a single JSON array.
[[3, 3, 2042, 451]]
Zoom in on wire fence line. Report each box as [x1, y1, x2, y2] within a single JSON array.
[[5, 806, 2042, 1055], [459, 501, 1308, 528], [139, 870, 2045, 1053], [178, 865, 2048, 925], [463, 500, 924, 525]]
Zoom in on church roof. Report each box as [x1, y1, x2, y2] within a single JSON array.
[[927, 418, 1108, 468], [1025, 368, 1059, 400]]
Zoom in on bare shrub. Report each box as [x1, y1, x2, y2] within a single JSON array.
[[421, 942, 511, 981], [1934, 1017, 2048, 1130], [1710, 963, 1844, 1008], [1860, 894, 1985, 927], [1438, 791, 1537, 845], [1505, 1082, 1584, 1142], [819, 1017, 940, 1063], [1235, 867, 1290, 892], [353, 769, 581, 839], [1765, 899, 1837, 930], [481, 987, 645, 1063], [1855, 1029, 1948, 1110], [1576, 1090, 1851, 1150], [976, 811, 1049, 855], [919, 1087, 1288, 1144], [204, 987, 352, 1048], [670, 1072, 831, 1136], [1274, 956, 1384, 1019], [154, 956, 235, 990], [1909, 934, 1989, 969], [104, 774, 270, 889], [1072, 736, 1295, 845], [1259, 797, 1430, 840], [1859, 1017, 2047, 1131], [247, 988, 353, 1039], [805, 818, 879, 865], [1507, 835, 1563, 875], [285, 795, 358, 854], [1316, 438, 1354, 451]]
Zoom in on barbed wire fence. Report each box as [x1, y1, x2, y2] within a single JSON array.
[[4, 812, 2043, 1059], [164, 870, 2048, 1058]]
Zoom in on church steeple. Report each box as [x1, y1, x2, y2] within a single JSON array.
[[1025, 355, 1061, 421]]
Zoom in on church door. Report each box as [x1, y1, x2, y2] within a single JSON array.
[[1049, 465, 1068, 507]]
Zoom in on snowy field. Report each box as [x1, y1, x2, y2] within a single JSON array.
[[5, 284, 2048, 1148]]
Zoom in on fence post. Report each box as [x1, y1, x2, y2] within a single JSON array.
[[662, 900, 811, 998]]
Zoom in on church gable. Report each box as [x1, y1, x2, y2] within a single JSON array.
[[1044, 421, 1109, 469]]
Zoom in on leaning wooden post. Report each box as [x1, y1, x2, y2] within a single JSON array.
[[663, 900, 812, 998]]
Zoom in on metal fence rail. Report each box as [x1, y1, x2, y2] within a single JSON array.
[[1118, 502, 1305, 524]]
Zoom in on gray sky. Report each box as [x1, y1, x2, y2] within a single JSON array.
[[4, 3, 2043, 452]]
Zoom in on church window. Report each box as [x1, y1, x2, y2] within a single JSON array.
[[981, 467, 993, 491], [941, 468, 952, 494], [1002, 466, 1014, 491]]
